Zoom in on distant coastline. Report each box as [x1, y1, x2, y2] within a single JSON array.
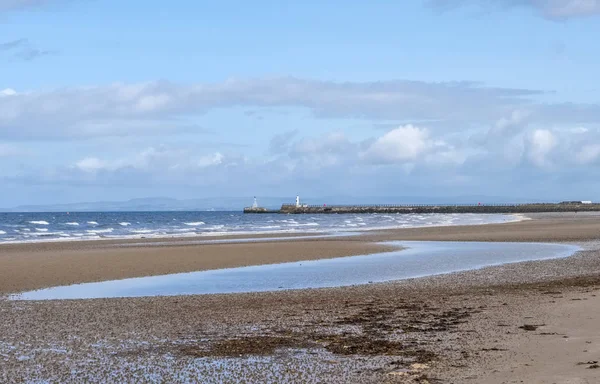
[[245, 201, 600, 214]]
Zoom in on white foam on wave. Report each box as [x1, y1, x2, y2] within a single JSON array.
[[129, 229, 154, 234], [87, 221, 99, 225], [119, 222, 131, 226], [35, 228, 49, 232], [288, 222, 320, 227], [0, 230, 6, 235], [86, 228, 114, 234], [30, 231, 66, 237], [64, 222, 79, 226], [257, 225, 282, 230], [184, 222, 205, 226], [170, 231, 198, 237], [29, 221, 49, 225]]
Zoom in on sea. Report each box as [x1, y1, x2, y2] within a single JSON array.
[[0, 211, 521, 244]]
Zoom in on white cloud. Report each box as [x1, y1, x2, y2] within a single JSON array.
[[576, 144, 600, 164], [75, 157, 107, 172], [527, 129, 557, 167], [4, 77, 597, 140], [490, 110, 530, 137], [291, 132, 353, 156], [0, 88, 16, 97], [269, 129, 298, 154], [361, 125, 435, 164], [8, 123, 600, 202], [72, 146, 231, 175], [197, 152, 224, 168], [288, 132, 356, 168]]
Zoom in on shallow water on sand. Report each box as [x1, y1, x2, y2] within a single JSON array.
[[11, 241, 580, 301]]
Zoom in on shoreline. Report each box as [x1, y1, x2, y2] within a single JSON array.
[[1, 212, 598, 295], [9, 241, 581, 301], [0, 212, 524, 247], [2, 212, 600, 382]]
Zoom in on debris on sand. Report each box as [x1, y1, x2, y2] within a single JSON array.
[[518, 324, 544, 331]]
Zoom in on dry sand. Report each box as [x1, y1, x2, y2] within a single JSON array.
[[1, 212, 600, 383]]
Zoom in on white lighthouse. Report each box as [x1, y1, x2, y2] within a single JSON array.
[[295, 195, 300, 208], [252, 196, 258, 209]]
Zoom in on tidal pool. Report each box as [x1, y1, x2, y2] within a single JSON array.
[[11, 241, 580, 300]]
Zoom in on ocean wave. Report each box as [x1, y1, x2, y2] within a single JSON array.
[[289, 222, 320, 227], [0, 212, 526, 245], [86, 228, 114, 234], [30, 231, 66, 237], [0, 230, 6, 235], [29, 221, 49, 225], [168, 231, 198, 236], [129, 229, 155, 234]]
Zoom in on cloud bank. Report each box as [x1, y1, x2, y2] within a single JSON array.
[[2, 77, 599, 202], [2, 77, 599, 140]]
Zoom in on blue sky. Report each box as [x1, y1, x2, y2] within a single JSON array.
[[1, 0, 600, 206]]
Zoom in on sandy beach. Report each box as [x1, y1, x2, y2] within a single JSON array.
[[1, 213, 600, 383]]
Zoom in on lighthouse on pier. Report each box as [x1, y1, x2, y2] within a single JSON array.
[[295, 195, 300, 208]]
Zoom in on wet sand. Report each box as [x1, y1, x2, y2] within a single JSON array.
[[0, 212, 597, 294], [1, 213, 600, 383], [0, 239, 396, 294]]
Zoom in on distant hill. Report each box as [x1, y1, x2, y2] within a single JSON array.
[[0, 195, 550, 212], [1, 197, 283, 212]]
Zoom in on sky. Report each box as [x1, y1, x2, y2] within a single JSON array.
[[1, 0, 600, 207]]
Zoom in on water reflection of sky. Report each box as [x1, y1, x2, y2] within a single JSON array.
[[11, 241, 580, 300]]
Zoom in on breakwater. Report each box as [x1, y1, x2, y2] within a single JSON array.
[[244, 203, 600, 214]]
